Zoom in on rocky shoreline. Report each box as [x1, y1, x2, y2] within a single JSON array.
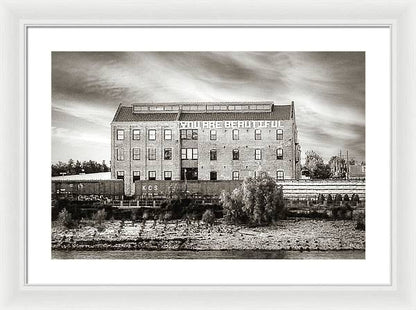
[[52, 218, 365, 252]]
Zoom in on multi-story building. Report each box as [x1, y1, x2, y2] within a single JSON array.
[[111, 101, 301, 195]]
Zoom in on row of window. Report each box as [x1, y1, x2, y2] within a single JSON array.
[[117, 148, 173, 161], [183, 129, 284, 141], [210, 148, 283, 160], [116, 128, 284, 141], [116, 170, 285, 181], [132, 104, 271, 113], [117, 129, 172, 141], [116, 148, 284, 161], [116, 170, 171, 181]]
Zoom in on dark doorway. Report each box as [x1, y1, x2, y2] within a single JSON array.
[[210, 171, 217, 181], [181, 168, 198, 180]]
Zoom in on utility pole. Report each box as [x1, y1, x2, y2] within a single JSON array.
[[346, 150, 349, 180]]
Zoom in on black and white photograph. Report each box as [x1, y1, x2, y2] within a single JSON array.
[[51, 51, 365, 260]]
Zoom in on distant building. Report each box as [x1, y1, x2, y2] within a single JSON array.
[[349, 164, 366, 180], [111, 101, 301, 195]]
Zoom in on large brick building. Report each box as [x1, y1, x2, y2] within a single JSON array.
[[111, 101, 301, 195]]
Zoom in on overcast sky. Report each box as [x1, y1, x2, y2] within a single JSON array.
[[52, 52, 365, 164]]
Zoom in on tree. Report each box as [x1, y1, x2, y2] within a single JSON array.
[[328, 155, 346, 178], [74, 160, 83, 174], [304, 150, 333, 179], [51, 159, 110, 176], [304, 150, 324, 174], [311, 163, 332, 179], [220, 176, 285, 226]]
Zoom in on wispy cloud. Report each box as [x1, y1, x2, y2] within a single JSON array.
[[52, 52, 365, 163]]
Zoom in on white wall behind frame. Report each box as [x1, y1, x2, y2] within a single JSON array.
[[1, 1, 415, 310]]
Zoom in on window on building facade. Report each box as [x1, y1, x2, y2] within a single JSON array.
[[180, 129, 198, 140], [232, 149, 239, 160], [133, 171, 140, 182], [276, 129, 283, 140], [132, 129, 140, 140], [277, 170, 284, 180], [232, 129, 239, 140], [210, 149, 217, 160], [132, 148, 140, 160], [164, 105, 179, 111], [232, 171, 239, 180], [276, 148, 283, 160], [164, 171, 172, 180], [148, 129, 156, 141], [116, 148, 124, 161], [187, 148, 192, 160], [181, 148, 198, 160], [116, 171, 124, 180], [148, 171, 156, 180], [149, 106, 164, 111], [255, 149, 262, 160], [164, 129, 172, 140], [210, 129, 217, 140], [210, 171, 217, 180], [117, 129, 124, 140], [164, 148, 172, 160], [255, 129, 262, 140], [255, 171, 267, 178], [133, 106, 148, 112], [148, 148, 156, 160]]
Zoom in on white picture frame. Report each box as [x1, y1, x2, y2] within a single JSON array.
[[1, 0, 415, 309]]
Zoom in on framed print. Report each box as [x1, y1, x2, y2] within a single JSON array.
[[28, 26, 388, 286], [1, 0, 416, 309]]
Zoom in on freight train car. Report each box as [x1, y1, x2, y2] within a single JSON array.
[[134, 180, 242, 198], [52, 179, 124, 201]]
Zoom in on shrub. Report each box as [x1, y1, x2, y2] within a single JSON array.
[[164, 211, 173, 222], [343, 194, 350, 202], [356, 212, 365, 230], [57, 208, 74, 229], [220, 176, 284, 226], [327, 194, 333, 204], [92, 208, 107, 228], [142, 210, 150, 222], [202, 209, 215, 226], [334, 194, 343, 204], [131, 210, 138, 222], [352, 194, 360, 203]]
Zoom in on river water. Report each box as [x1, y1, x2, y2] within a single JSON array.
[[52, 249, 365, 259]]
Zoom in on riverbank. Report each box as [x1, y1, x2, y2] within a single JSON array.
[[52, 249, 365, 259], [52, 218, 365, 252]]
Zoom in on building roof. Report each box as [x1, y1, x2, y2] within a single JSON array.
[[112, 102, 293, 123], [113, 106, 178, 122]]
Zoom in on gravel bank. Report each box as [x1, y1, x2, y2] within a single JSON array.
[[52, 219, 365, 251]]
